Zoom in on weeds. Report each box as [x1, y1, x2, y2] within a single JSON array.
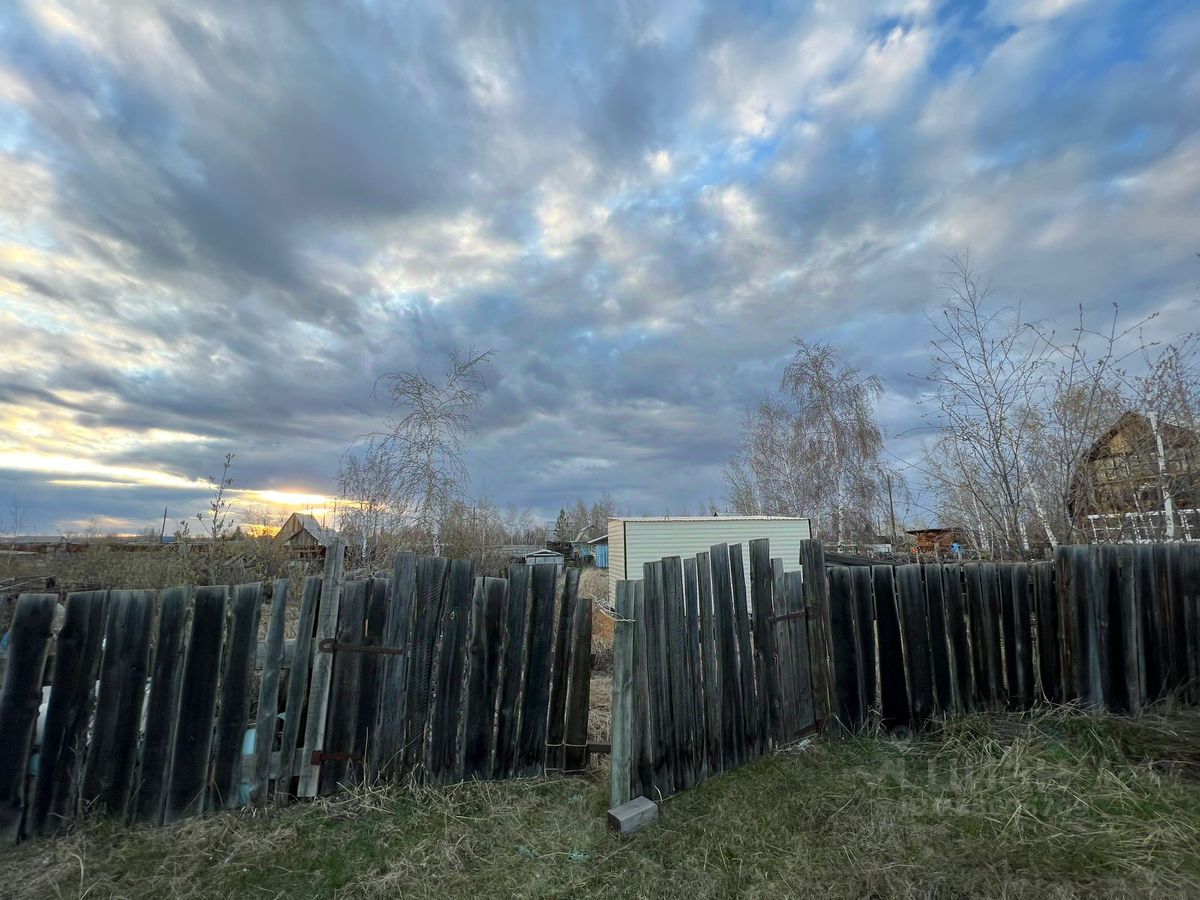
[[4, 708, 1198, 899]]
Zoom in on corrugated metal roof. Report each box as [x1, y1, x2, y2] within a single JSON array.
[[607, 515, 812, 523], [290, 513, 339, 547]]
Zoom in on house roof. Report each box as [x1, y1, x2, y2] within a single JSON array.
[[587, 534, 609, 544], [524, 548, 564, 558], [606, 515, 812, 524], [286, 512, 339, 547]]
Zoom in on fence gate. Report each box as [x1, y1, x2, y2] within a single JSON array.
[[608, 538, 820, 816]]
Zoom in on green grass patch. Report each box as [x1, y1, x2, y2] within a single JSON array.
[[5, 708, 1199, 898]]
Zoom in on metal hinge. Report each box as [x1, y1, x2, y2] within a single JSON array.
[[767, 610, 810, 624], [316, 639, 405, 655]]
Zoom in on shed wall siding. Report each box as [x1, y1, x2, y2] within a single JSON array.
[[607, 518, 812, 600]]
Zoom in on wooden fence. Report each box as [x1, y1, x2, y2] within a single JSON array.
[[609, 539, 820, 808], [610, 539, 1200, 814], [826, 543, 1200, 731], [0, 546, 593, 841]]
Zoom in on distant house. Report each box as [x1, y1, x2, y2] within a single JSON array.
[[587, 534, 609, 568], [1069, 412, 1200, 541], [906, 528, 957, 555], [274, 513, 340, 552]]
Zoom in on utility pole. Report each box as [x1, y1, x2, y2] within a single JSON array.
[[882, 469, 897, 543], [160, 506, 168, 542]]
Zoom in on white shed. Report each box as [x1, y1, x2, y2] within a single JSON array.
[[607, 515, 813, 600], [524, 548, 565, 569]]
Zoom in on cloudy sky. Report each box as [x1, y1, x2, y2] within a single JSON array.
[[0, 0, 1197, 534]]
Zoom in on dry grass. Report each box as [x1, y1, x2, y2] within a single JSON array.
[[5, 707, 1200, 899]]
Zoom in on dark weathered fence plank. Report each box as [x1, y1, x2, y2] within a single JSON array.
[[134, 586, 190, 824], [427, 560, 475, 783], [404, 556, 450, 774], [0, 594, 57, 841], [319, 578, 367, 795], [748, 539, 781, 745], [661, 556, 692, 788], [696, 551, 722, 777], [967, 565, 1003, 707], [275, 576, 322, 807], [827, 567, 863, 730], [1160, 543, 1188, 696], [1181, 544, 1200, 706], [212, 582, 263, 809], [1001, 564, 1034, 710], [516, 563, 557, 777], [164, 586, 227, 823], [610, 581, 636, 808], [924, 565, 953, 715], [29, 591, 108, 835], [1057, 547, 1100, 707], [464, 577, 507, 780], [298, 538, 346, 797], [250, 580, 288, 805], [493, 563, 530, 779], [770, 558, 795, 743], [353, 576, 389, 783], [729, 545, 760, 759], [896, 565, 934, 724], [849, 566, 876, 719], [546, 568, 580, 774], [873, 566, 909, 730], [1115, 546, 1146, 711], [710, 544, 742, 771], [82, 589, 154, 819], [563, 594, 593, 773], [1032, 562, 1061, 704], [941, 565, 973, 712], [784, 571, 816, 734], [798, 540, 832, 728], [1094, 546, 1122, 710], [683, 557, 705, 780], [632, 579, 655, 797], [374, 553, 417, 779], [642, 560, 674, 794]]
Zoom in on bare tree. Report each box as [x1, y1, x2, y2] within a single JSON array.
[[196, 453, 237, 540], [340, 347, 493, 557], [728, 340, 885, 544]]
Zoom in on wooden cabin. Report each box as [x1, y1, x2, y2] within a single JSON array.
[[273, 512, 340, 553]]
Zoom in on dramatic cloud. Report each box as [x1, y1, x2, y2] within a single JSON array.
[[0, 0, 1197, 532]]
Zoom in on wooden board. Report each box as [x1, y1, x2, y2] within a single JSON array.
[[82, 589, 155, 819], [827, 566, 863, 730], [29, 591, 108, 835], [516, 563, 557, 777], [0, 593, 57, 841], [374, 552, 417, 778], [275, 576, 322, 807], [729, 545, 759, 760], [850, 566, 876, 719], [784, 571, 816, 734], [896, 565, 934, 725], [748, 539, 781, 746], [610, 581, 636, 808], [134, 586, 191, 823], [463, 577, 507, 780], [631, 579, 655, 798], [211, 582, 263, 809], [683, 557, 705, 781], [250, 580, 288, 805], [942, 565, 973, 712], [872, 566, 909, 729], [318, 578, 367, 795], [923, 565, 953, 714], [770, 559, 795, 745], [1180, 544, 1200, 707], [967, 564, 1004, 708], [164, 586, 227, 823], [427, 559, 475, 782], [545, 568, 580, 773], [298, 538, 346, 797], [493, 563, 531, 779], [353, 576, 389, 782], [1031, 562, 1061, 704], [642, 560, 674, 795], [709, 544, 742, 771], [403, 556, 450, 774], [661, 556, 691, 788], [563, 595, 593, 773], [798, 540, 832, 727], [696, 552, 722, 778]]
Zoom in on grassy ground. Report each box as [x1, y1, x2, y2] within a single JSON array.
[[6, 706, 1199, 899]]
